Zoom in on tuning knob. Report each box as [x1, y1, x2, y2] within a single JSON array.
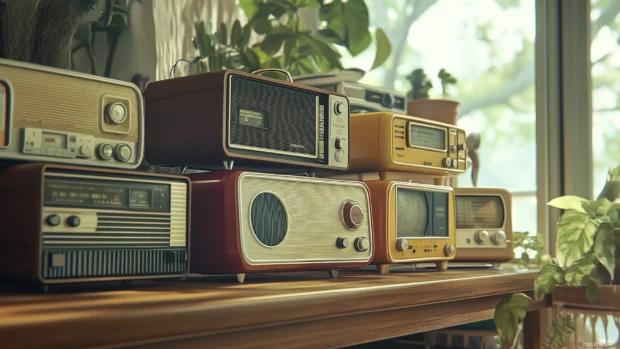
[[444, 244, 455, 257], [442, 157, 451, 167], [105, 102, 127, 124], [457, 143, 467, 151], [115, 144, 132, 162], [97, 143, 114, 160], [491, 231, 507, 246], [335, 138, 346, 150], [354, 237, 370, 252], [474, 230, 490, 244], [341, 201, 363, 230], [334, 102, 346, 115], [396, 238, 409, 252], [336, 237, 349, 249]]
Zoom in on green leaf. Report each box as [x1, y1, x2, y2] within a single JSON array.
[[556, 211, 596, 263], [542, 315, 575, 349], [582, 198, 613, 219], [259, 28, 296, 55], [231, 20, 243, 48], [594, 221, 616, 281], [518, 251, 530, 268], [512, 231, 530, 248], [583, 275, 599, 303], [242, 48, 260, 71], [240, 24, 253, 48], [240, 0, 261, 19], [494, 293, 531, 345], [534, 264, 563, 301], [218, 23, 228, 46], [301, 34, 343, 70], [547, 195, 588, 212], [370, 27, 391, 71], [608, 203, 620, 227]]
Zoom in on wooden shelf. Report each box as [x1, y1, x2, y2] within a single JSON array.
[[0, 267, 544, 349], [554, 285, 620, 312]]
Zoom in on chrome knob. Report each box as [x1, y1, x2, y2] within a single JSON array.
[[334, 102, 346, 115], [342, 200, 363, 230], [105, 103, 127, 124], [492, 231, 507, 246], [451, 159, 458, 168], [442, 157, 451, 167], [354, 237, 370, 252], [115, 144, 132, 162], [474, 230, 490, 245], [335, 138, 346, 150], [78, 145, 91, 157], [396, 238, 409, 252], [336, 237, 349, 249], [97, 143, 114, 160], [444, 244, 455, 256]]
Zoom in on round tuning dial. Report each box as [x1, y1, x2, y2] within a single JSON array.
[[334, 102, 346, 115], [335, 138, 346, 150], [444, 244, 455, 257], [78, 145, 91, 157], [491, 231, 507, 246], [97, 143, 114, 160], [457, 143, 467, 151], [66, 215, 81, 228], [46, 214, 61, 227], [341, 201, 363, 230], [336, 237, 349, 249], [354, 237, 370, 252], [105, 103, 127, 124], [115, 144, 132, 162], [442, 157, 451, 167], [396, 238, 409, 252], [474, 230, 490, 245]]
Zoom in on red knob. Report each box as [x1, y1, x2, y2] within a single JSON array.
[[342, 201, 363, 230]]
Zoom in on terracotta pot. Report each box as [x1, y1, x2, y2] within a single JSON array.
[[406, 99, 460, 126]]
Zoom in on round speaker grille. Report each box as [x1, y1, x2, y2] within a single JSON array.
[[250, 192, 288, 247]]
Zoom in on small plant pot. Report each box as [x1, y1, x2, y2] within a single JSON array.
[[406, 99, 460, 126]]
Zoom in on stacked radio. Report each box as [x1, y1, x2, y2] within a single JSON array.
[[0, 55, 513, 288]]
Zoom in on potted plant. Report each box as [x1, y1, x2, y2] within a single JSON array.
[[406, 68, 459, 125], [494, 165, 620, 349], [185, 0, 392, 78]]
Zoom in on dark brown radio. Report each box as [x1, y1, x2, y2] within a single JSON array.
[[143, 69, 350, 172]]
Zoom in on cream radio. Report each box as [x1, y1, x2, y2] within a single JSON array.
[[0, 163, 190, 286], [454, 188, 513, 264], [346, 112, 467, 177], [188, 170, 373, 282], [365, 180, 456, 274], [144, 69, 350, 172], [0, 59, 144, 169]]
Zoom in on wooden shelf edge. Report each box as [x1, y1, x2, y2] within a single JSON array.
[[553, 285, 620, 312]]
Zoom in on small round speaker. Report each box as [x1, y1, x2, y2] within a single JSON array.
[[250, 192, 288, 247]]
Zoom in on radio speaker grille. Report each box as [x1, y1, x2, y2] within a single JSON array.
[[228, 76, 317, 156], [41, 248, 187, 279]]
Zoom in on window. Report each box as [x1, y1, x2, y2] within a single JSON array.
[[339, 0, 538, 237], [591, 0, 620, 197]]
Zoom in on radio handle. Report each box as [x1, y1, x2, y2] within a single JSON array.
[[252, 69, 294, 83]]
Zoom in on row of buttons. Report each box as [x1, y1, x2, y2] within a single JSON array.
[[23, 147, 74, 158], [335, 237, 370, 252], [97, 143, 132, 162], [442, 157, 458, 168]]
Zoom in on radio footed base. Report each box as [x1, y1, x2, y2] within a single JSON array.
[[328, 270, 339, 279], [436, 261, 448, 271], [376, 264, 390, 275], [492, 263, 502, 269], [236, 273, 246, 283]]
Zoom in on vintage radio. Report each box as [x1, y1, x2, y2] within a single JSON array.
[[365, 180, 456, 274], [144, 69, 350, 172], [347, 112, 467, 177], [189, 170, 373, 282], [453, 188, 513, 263], [0, 163, 190, 286], [0, 58, 144, 169]]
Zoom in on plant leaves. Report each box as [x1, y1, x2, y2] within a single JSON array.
[[218, 23, 228, 46], [494, 293, 531, 345], [556, 211, 596, 264], [534, 263, 563, 301], [301, 34, 343, 70], [582, 198, 613, 219], [608, 203, 620, 227], [583, 275, 599, 303], [547, 195, 588, 212], [242, 48, 260, 71], [231, 20, 243, 48], [593, 221, 616, 281], [319, 0, 373, 55], [370, 27, 391, 70], [518, 251, 530, 268], [240, 24, 253, 48], [259, 28, 297, 55], [240, 0, 261, 19], [542, 314, 575, 349]]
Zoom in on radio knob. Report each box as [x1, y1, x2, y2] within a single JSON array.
[[97, 143, 114, 160], [336, 237, 349, 249], [451, 159, 458, 168], [105, 103, 127, 124], [474, 230, 490, 244], [115, 144, 132, 162], [491, 231, 507, 246], [457, 143, 467, 151], [442, 157, 451, 167], [444, 244, 456, 257], [78, 145, 91, 157], [342, 201, 363, 230], [354, 237, 370, 252], [66, 215, 81, 228], [335, 138, 346, 150], [396, 238, 409, 252], [334, 101, 346, 115], [46, 214, 61, 227]]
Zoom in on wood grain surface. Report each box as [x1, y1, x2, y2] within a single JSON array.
[[0, 267, 542, 349], [553, 285, 620, 311]]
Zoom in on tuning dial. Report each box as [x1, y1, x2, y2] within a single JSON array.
[[341, 200, 363, 230], [334, 101, 346, 115], [354, 237, 370, 252], [66, 215, 81, 228], [444, 244, 455, 257], [457, 143, 467, 151], [105, 103, 127, 124], [335, 138, 346, 150], [442, 157, 451, 167], [336, 237, 349, 249], [491, 231, 507, 246], [451, 159, 458, 168], [46, 214, 61, 227], [97, 143, 114, 160], [396, 238, 409, 252], [115, 144, 132, 162], [474, 230, 490, 244], [78, 145, 91, 157]]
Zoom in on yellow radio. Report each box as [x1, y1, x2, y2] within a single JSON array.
[[365, 180, 456, 274], [454, 188, 514, 264], [347, 112, 467, 177], [0, 58, 144, 169]]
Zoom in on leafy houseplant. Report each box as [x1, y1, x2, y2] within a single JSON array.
[[494, 165, 620, 349], [406, 68, 459, 126], [187, 0, 392, 79]]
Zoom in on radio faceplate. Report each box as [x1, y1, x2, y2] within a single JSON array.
[[0, 58, 144, 169]]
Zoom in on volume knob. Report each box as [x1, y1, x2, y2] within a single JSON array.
[[105, 103, 127, 124], [491, 231, 507, 246], [341, 201, 363, 230], [354, 237, 370, 252], [396, 238, 408, 252], [335, 138, 346, 150], [336, 237, 349, 249], [444, 244, 455, 257], [334, 102, 346, 115], [474, 230, 490, 244], [115, 144, 132, 162]]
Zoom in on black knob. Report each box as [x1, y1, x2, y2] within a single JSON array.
[[66, 215, 81, 227], [336, 237, 349, 249], [46, 214, 61, 227], [381, 93, 395, 108]]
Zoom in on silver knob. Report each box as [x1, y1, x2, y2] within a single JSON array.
[[115, 144, 132, 162], [97, 143, 114, 160], [354, 237, 370, 252], [396, 238, 408, 252], [336, 237, 349, 249], [491, 231, 507, 246], [451, 159, 458, 168], [444, 244, 455, 256], [442, 157, 451, 167], [105, 103, 127, 124], [457, 143, 467, 151], [335, 138, 346, 150], [334, 102, 346, 115], [474, 230, 490, 244], [78, 145, 91, 157]]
